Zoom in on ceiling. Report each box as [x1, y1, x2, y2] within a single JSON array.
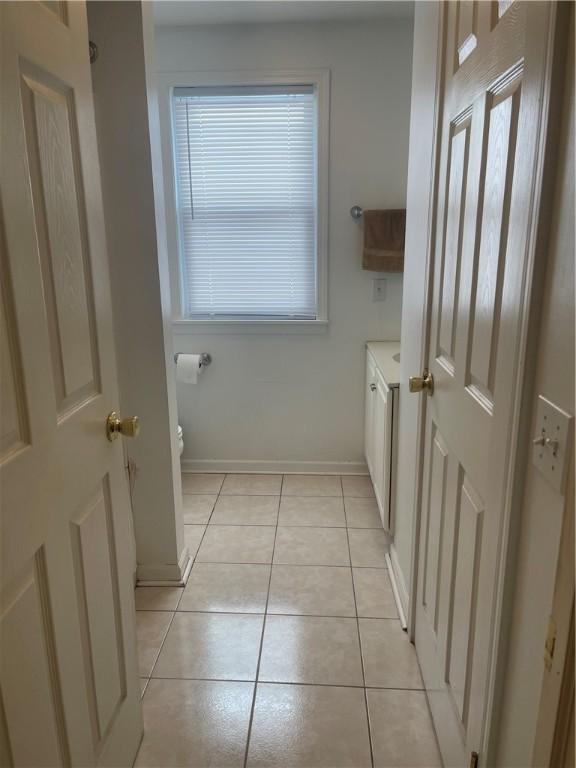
[[153, 1, 414, 27]]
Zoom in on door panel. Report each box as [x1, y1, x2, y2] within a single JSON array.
[[421, 425, 449, 636], [20, 66, 100, 415], [456, 1, 478, 66], [40, 0, 68, 24], [70, 480, 125, 748], [438, 119, 470, 369], [0, 241, 29, 461], [0, 555, 70, 767], [0, 2, 142, 765], [448, 476, 483, 726], [468, 80, 520, 404], [415, 2, 558, 765]]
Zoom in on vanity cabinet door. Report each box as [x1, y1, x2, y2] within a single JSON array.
[[364, 354, 377, 476], [372, 372, 392, 530], [365, 351, 394, 531]]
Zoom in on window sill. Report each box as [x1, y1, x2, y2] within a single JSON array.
[[172, 319, 329, 335]]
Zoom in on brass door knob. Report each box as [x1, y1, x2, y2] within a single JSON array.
[[409, 370, 434, 395], [106, 412, 140, 441]]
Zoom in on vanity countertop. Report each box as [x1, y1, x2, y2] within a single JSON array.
[[366, 341, 401, 386]]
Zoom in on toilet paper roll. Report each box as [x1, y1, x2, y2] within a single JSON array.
[[176, 353, 203, 384]]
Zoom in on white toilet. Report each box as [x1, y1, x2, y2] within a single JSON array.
[[177, 424, 184, 456]]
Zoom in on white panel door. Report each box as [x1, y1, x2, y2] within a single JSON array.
[[0, 2, 142, 766], [414, 2, 559, 766]]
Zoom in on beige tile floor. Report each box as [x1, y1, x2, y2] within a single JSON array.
[[135, 473, 442, 768]]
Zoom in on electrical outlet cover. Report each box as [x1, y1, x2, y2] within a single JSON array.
[[532, 395, 573, 493], [372, 278, 387, 302]]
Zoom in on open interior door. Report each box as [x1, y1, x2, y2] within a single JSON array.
[[1, 2, 142, 765], [413, 2, 560, 766]]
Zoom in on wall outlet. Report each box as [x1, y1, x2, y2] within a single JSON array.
[[372, 278, 387, 302], [532, 395, 573, 493]]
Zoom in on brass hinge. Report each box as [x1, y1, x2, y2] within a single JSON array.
[[544, 616, 557, 671], [470, 751, 479, 768], [89, 40, 99, 64]]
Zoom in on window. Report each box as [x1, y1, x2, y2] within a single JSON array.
[[171, 83, 324, 321]]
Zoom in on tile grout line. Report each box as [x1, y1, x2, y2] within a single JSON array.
[[178, 477, 224, 596], [146, 476, 225, 686], [144, 675, 426, 692], [181, 480, 220, 525], [206, 485, 220, 523], [343, 474, 375, 768], [179, 560, 387, 569], [241, 474, 283, 768], [140, 609, 399, 619], [204, 523, 383, 529], [144, 482, 223, 683], [178, 507, 213, 603], [139, 486, 218, 617], [144, 609, 177, 684], [185, 493, 376, 500], [186, 480, 221, 561]]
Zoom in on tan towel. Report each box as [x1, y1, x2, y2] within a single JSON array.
[[362, 209, 406, 272]]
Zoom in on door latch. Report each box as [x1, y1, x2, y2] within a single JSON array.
[[409, 369, 434, 395]]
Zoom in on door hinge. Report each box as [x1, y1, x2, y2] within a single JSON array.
[[469, 751, 479, 768], [544, 616, 556, 671], [89, 40, 99, 64]]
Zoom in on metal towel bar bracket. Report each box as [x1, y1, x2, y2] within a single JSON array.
[[174, 352, 212, 367], [350, 205, 363, 219]]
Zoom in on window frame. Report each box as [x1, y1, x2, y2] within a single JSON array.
[[158, 69, 330, 334]]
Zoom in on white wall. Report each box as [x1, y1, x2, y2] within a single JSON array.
[[155, 19, 413, 472], [89, 1, 187, 583]]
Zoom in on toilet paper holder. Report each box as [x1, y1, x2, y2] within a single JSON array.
[[174, 352, 212, 367]]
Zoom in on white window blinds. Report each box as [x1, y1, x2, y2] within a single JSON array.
[[172, 85, 318, 319]]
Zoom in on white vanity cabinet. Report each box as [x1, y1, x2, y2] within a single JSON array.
[[364, 343, 400, 532]]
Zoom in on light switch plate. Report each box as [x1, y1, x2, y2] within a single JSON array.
[[532, 395, 573, 493], [372, 278, 387, 302]]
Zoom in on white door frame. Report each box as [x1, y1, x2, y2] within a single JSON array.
[[532, 467, 575, 766], [405, 1, 567, 763]]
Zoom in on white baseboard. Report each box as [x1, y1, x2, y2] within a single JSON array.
[[180, 459, 368, 475], [136, 547, 193, 586], [387, 544, 410, 630]]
